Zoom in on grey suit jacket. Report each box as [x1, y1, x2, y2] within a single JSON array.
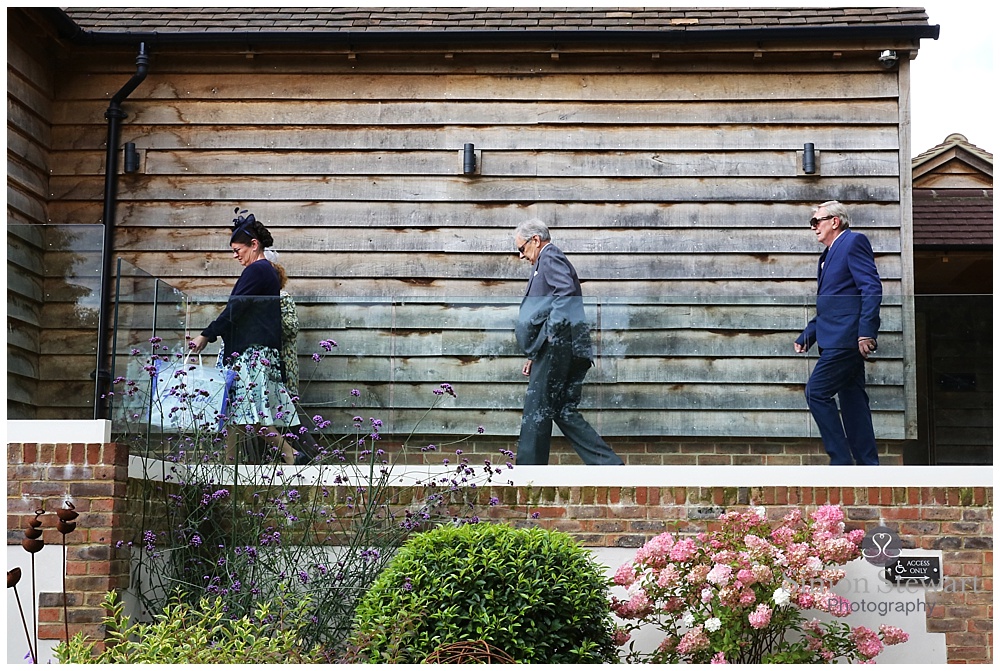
[[514, 244, 593, 360]]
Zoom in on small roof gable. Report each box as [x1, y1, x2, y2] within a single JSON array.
[[55, 7, 937, 43], [913, 134, 993, 189], [912, 135, 993, 248]]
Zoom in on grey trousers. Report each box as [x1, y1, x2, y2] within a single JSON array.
[[516, 343, 624, 465]]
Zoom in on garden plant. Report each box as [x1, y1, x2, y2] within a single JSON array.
[[105, 336, 511, 656], [350, 523, 620, 664], [55, 590, 327, 663], [611, 505, 909, 663]]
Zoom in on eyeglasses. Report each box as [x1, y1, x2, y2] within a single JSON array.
[[809, 215, 835, 228], [517, 237, 534, 255]]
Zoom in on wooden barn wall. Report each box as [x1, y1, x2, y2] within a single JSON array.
[[7, 10, 56, 419], [44, 40, 914, 439]]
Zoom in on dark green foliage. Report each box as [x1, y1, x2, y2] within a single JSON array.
[[351, 523, 619, 664]]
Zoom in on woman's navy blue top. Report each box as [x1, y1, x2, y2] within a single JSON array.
[[200, 259, 281, 360]]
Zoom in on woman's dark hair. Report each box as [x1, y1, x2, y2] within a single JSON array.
[[230, 207, 274, 247]]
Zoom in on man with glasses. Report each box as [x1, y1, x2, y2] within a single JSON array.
[[794, 201, 883, 465], [512, 219, 623, 465]]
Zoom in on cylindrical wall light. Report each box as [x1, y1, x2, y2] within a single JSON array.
[[802, 142, 816, 175], [463, 143, 477, 175], [123, 142, 140, 174]]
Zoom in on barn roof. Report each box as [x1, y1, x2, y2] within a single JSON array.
[[913, 134, 993, 248], [51, 7, 939, 44]]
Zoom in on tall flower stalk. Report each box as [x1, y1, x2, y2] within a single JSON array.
[[109, 340, 511, 655]]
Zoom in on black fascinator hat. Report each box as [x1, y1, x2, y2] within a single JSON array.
[[230, 207, 257, 244], [232, 207, 257, 230]]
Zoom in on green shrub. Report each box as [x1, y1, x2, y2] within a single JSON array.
[[351, 523, 619, 664], [54, 590, 327, 664]]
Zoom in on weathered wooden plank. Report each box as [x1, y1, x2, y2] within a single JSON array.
[[36, 302, 100, 327], [68, 48, 908, 76], [7, 317, 41, 353], [51, 174, 903, 203], [51, 124, 902, 152], [168, 327, 899, 360], [6, 187, 48, 224], [104, 250, 904, 281], [8, 349, 40, 379], [7, 100, 51, 149], [115, 225, 903, 254], [6, 37, 55, 97], [7, 156, 48, 202], [179, 300, 906, 333], [61, 49, 905, 75], [7, 69, 53, 130], [50, 200, 905, 230], [280, 381, 905, 412], [143, 277, 906, 300], [7, 375, 37, 407], [82, 149, 896, 179], [281, 354, 905, 387], [51, 99, 902, 127], [7, 128, 50, 176], [186, 407, 902, 439], [57, 72, 901, 102]]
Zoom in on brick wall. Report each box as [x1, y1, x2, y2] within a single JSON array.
[[7, 441, 130, 647], [6, 441, 986, 663]]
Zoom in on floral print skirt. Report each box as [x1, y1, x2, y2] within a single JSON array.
[[218, 345, 300, 428]]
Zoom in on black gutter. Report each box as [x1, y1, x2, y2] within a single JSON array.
[[94, 43, 149, 419]]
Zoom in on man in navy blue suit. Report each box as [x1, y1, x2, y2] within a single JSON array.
[[794, 201, 883, 465], [513, 219, 624, 465]]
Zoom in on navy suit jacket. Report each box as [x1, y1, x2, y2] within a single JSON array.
[[796, 229, 882, 350], [514, 244, 593, 360]]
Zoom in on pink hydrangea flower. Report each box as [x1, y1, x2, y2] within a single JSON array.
[[657, 564, 682, 588], [879, 624, 909, 646], [706, 563, 733, 586], [748, 603, 772, 629], [849, 626, 884, 659], [613, 563, 637, 586], [811, 504, 844, 525], [710, 651, 728, 664], [770, 526, 794, 547], [669, 538, 698, 562], [613, 628, 631, 646], [676, 625, 710, 655]]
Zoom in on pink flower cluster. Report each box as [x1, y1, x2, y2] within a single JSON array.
[[611, 505, 909, 664], [849, 626, 885, 660]]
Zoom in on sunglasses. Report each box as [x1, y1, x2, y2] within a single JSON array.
[[517, 237, 535, 255], [809, 215, 835, 228]]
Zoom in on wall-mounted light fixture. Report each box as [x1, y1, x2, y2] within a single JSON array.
[[802, 142, 816, 175], [462, 143, 479, 176], [877, 50, 899, 69], [798, 142, 820, 176], [123, 142, 141, 174]]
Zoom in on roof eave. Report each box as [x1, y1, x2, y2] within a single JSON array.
[[44, 10, 940, 48]]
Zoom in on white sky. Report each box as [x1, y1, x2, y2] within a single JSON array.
[[910, 2, 995, 154]]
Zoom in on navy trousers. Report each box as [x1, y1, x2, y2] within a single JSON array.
[[805, 347, 879, 465], [517, 342, 623, 465]]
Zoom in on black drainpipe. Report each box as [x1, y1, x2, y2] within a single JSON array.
[[94, 43, 149, 419]]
